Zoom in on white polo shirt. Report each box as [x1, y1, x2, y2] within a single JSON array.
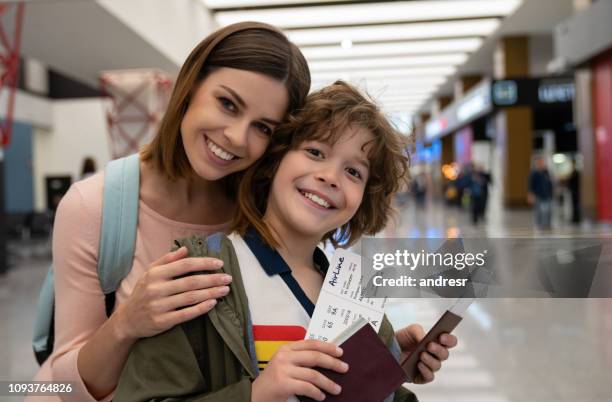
[[228, 230, 329, 371]]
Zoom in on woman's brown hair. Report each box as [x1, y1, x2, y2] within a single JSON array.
[[141, 21, 311, 181], [231, 80, 411, 248]]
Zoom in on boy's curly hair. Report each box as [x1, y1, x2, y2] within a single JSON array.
[[231, 80, 411, 248]]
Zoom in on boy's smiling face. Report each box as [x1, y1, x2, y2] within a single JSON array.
[[264, 125, 373, 242]]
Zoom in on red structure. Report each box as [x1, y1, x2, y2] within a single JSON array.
[[0, 3, 24, 147], [100, 69, 172, 159], [592, 48, 612, 221]]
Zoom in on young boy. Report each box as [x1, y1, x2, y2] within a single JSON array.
[[113, 81, 455, 402]]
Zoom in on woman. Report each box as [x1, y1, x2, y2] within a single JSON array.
[[31, 21, 311, 402]]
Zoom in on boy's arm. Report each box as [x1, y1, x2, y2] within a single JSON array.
[[113, 325, 252, 402]]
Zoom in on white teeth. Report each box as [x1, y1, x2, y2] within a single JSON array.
[[206, 138, 235, 161], [302, 191, 331, 209]]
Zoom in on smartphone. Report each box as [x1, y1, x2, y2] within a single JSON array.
[[400, 298, 474, 382]]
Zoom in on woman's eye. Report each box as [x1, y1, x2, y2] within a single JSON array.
[[346, 167, 362, 180], [219, 97, 237, 112], [306, 148, 324, 158], [254, 122, 272, 136]]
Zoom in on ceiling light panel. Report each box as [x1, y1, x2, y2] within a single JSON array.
[[311, 81, 438, 95], [203, 0, 347, 8], [287, 19, 501, 46], [377, 91, 438, 100], [311, 66, 456, 81], [379, 95, 432, 102], [311, 78, 443, 92], [382, 106, 427, 113], [365, 87, 438, 95], [311, 80, 440, 97], [310, 85, 440, 100], [214, 0, 522, 29], [366, 92, 438, 102], [383, 106, 418, 114], [302, 38, 483, 60], [379, 102, 430, 110], [383, 105, 427, 112], [309, 54, 468, 72], [383, 102, 421, 107], [382, 97, 428, 103], [376, 93, 433, 101], [360, 82, 440, 93]]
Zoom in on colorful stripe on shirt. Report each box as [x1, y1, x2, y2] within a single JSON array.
[[253, 325, 306, 370]]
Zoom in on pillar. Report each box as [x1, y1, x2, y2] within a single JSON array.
[[493, 36, 534, 207], [575, 68, 597, 221]]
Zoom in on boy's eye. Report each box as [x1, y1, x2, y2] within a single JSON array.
[[306, 148, 324, 158], [346, 167, 363, 180], [219, 97, 237, 112], [254, 122, 273, 136]]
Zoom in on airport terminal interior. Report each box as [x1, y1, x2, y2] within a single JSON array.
[[1, 0, 612, 401]]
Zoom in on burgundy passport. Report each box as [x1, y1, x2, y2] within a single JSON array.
[[298, 323, 407, 402]]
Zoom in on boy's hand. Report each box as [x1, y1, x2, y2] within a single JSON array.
[[251, 339, 349, 402], [396, 324, 457, 384]]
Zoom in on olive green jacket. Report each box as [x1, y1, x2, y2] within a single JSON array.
[[113, 233, 418, 402]]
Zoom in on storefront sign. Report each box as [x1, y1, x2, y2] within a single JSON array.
[[492, 77, 574, 107], [425, 80, 492, 141], [425, 77, 575, 142]]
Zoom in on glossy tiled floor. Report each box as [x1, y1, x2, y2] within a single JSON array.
[[1, 200, 611, 401], [0, 252, 49, 389], [383, 200, 612, 402]]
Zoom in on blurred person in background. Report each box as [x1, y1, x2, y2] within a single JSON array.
[[412, 171, 427, 207], [455, 162, 473, 209], [469, 165, 491, 225], [80, 156, 97, 180], [528, 155, 554, 229], [567, 157, 581, 224]]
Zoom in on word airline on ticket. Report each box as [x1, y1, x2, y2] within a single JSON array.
[[306, 248, 386, 342]]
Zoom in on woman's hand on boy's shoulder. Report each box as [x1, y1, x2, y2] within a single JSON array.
[[395, 324, 458, 385], [251, 339, 349, 402], [112, 246, 231, 341]]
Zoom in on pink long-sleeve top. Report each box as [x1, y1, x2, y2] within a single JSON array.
[[29, 172, 228, 402]]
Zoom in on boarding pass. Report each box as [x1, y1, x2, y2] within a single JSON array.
[[306, 248, 386, 342]]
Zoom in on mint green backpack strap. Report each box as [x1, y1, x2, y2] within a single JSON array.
[[32, 154, 140, 365], [98, 153, 140, 313], [33, 267, 56, 363]]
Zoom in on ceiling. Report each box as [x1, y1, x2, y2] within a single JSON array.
[[429, 0, 574, 112], [19, 0, 179, 87], [203, 0, 576, 118], [15, 0, 576, 120]]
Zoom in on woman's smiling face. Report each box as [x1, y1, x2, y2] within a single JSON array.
[[180, 67, 289, 181]]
